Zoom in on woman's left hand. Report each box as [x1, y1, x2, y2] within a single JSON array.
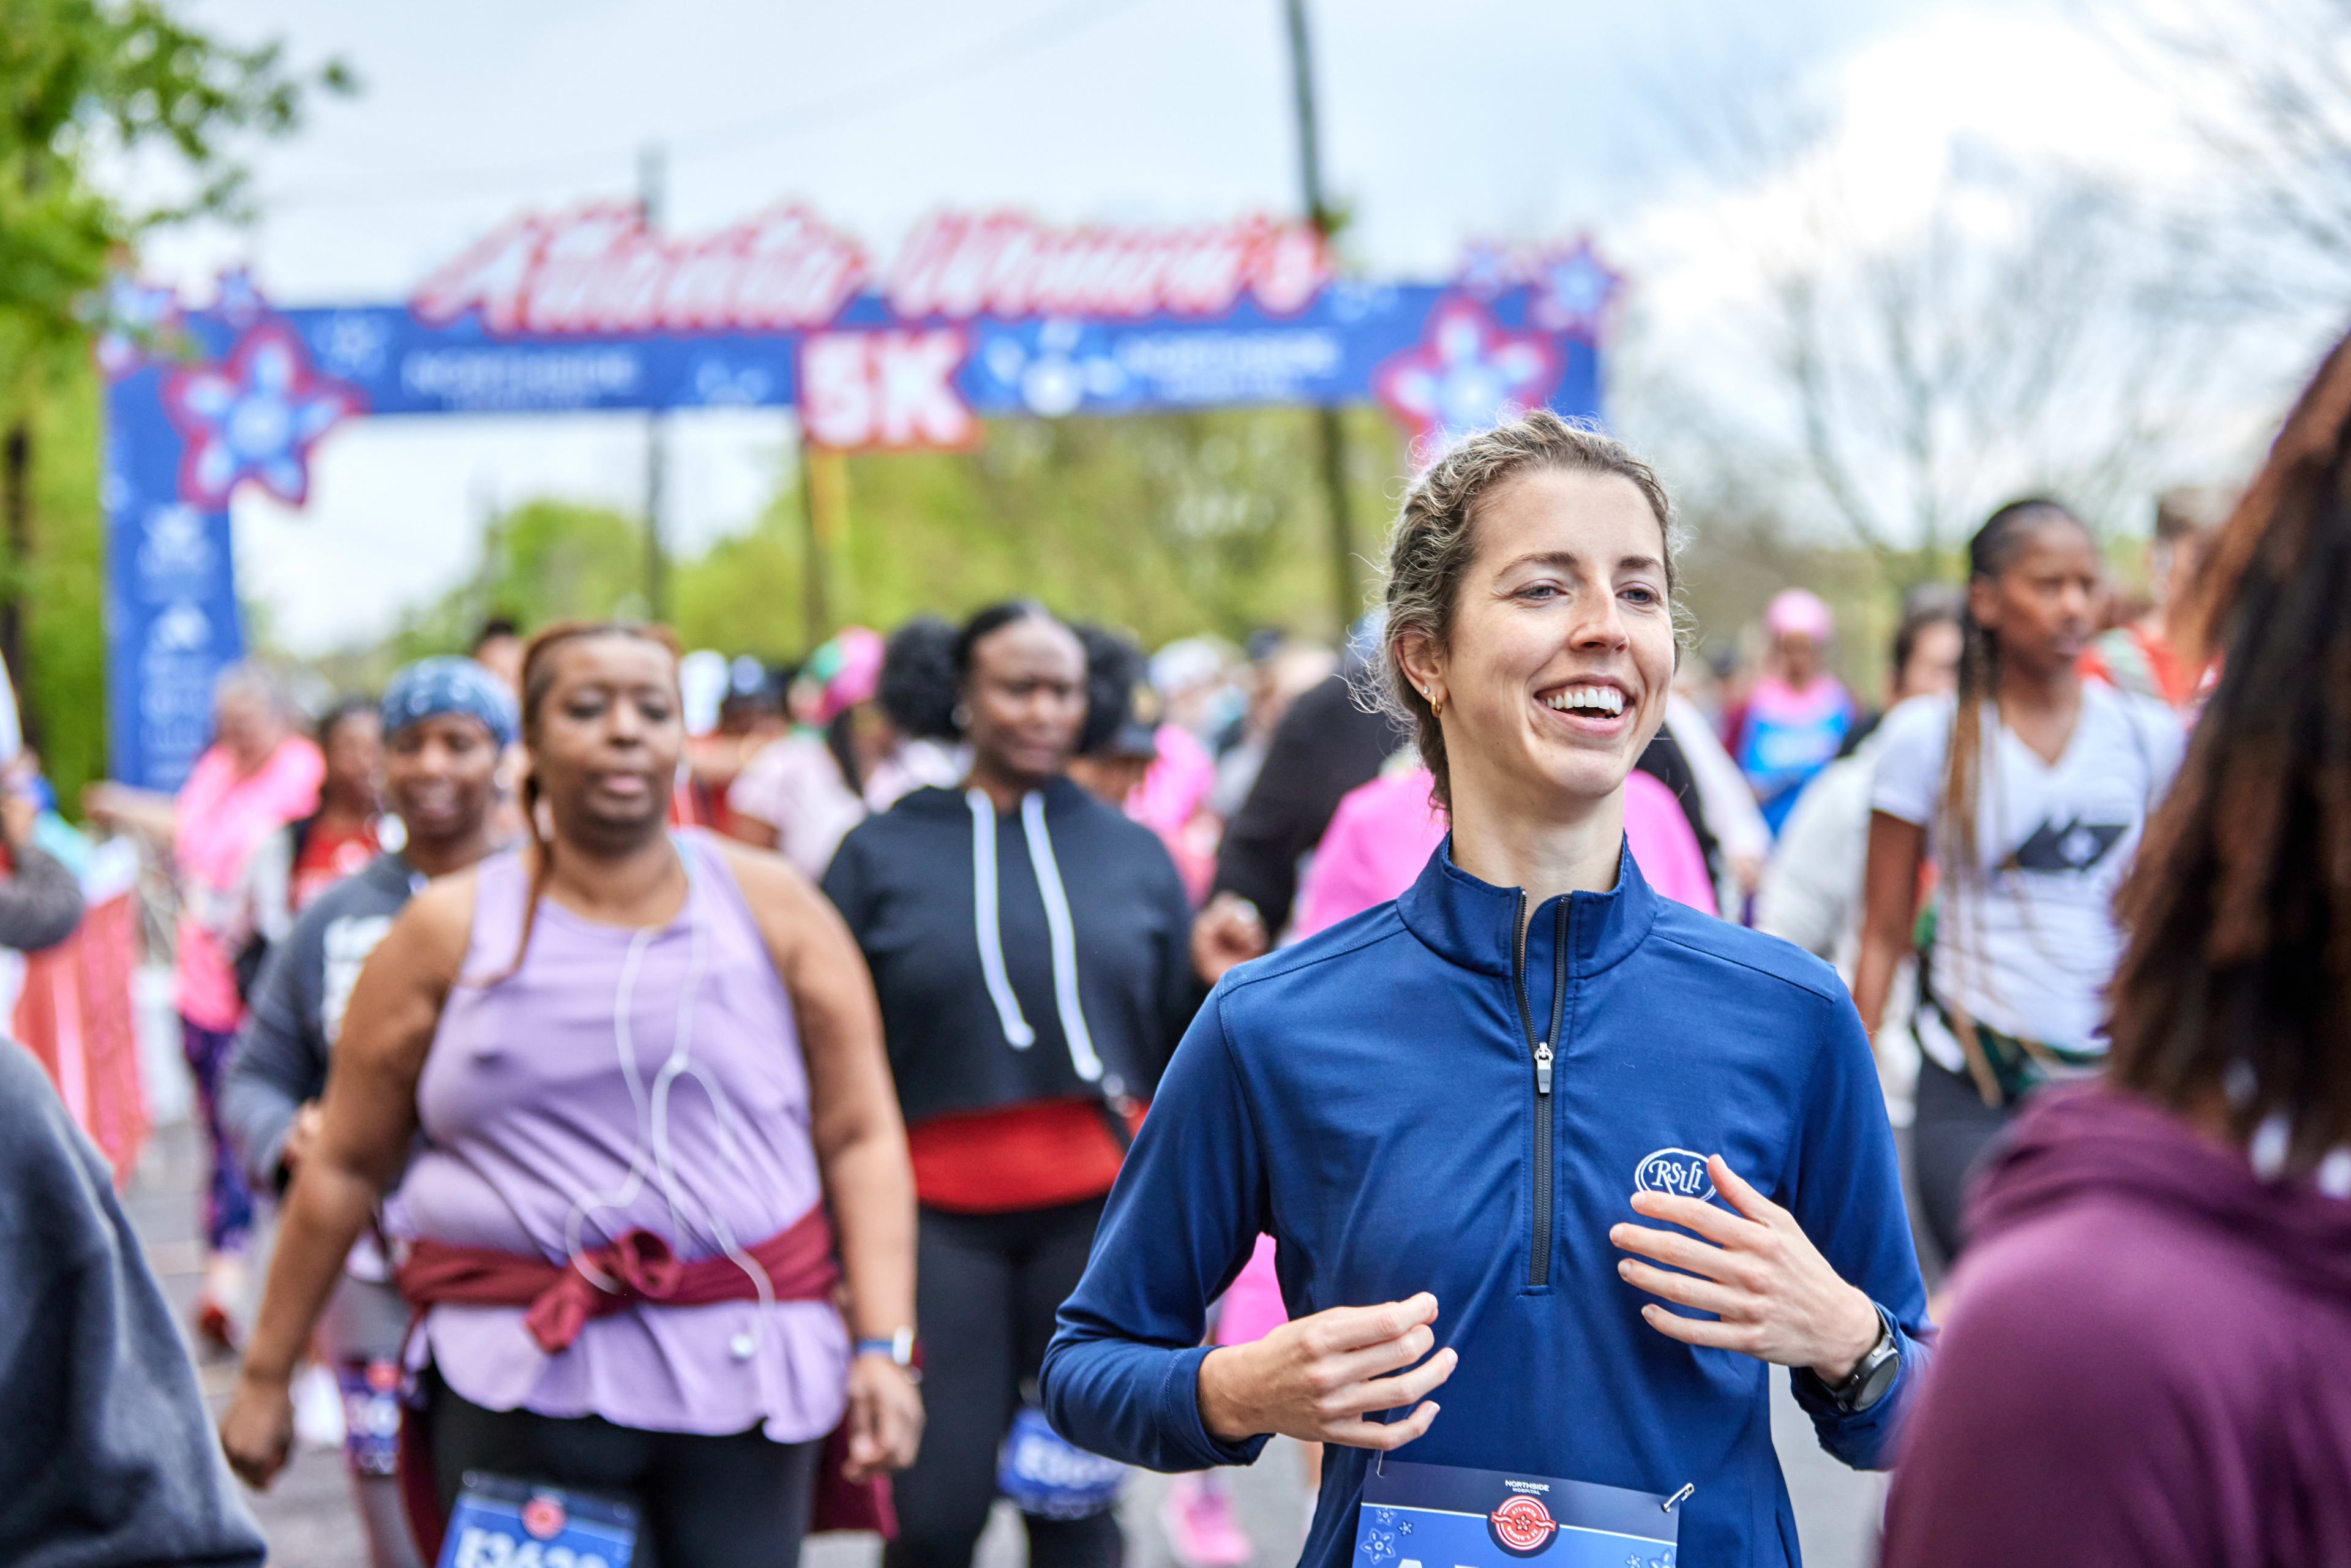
[[1610, 1154, 1883, 1383], [842, 1354, 924, 1480]]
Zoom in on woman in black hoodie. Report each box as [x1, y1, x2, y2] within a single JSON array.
[[823, 602, 1196, 1568]]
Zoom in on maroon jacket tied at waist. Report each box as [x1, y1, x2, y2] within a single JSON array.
[[389, 1201, 894, 1553], [394, 1202, 841, 1349]]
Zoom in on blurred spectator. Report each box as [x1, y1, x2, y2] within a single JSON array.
[[234, 696, 381, 996], [870, 615, 969, 803], [1205, 637, 1337, 821], [85, 662, 324, 1351], [1149, 635, 1240, 741], [0, 1040, 266, 1568], [1854, 502, 2180, 1265], [1757, 586, 1963, 1117], [2082, 484, 2232, 710], [222, 656, 514, 1568], [1726, 588, 1856, 833], [1663, 687, 1772, 913], [0, 760, 86, 955], [729, 622, 965, 876], [1070, 626, 1158, 810], [1193, 623, 1400, 981], [727, 627, 887, 875], [468, 616, 524, 695]]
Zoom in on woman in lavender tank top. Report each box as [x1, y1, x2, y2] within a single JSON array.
[[223, 623, 924, 1567]]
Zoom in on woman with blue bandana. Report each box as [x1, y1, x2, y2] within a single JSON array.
[[221, 656, 516, 1568]]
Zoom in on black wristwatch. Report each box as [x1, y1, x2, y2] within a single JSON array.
[[1818, 1304, 1900, 1414]]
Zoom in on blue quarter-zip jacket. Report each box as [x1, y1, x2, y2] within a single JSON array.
[[1041, 842, 1933, 1568]]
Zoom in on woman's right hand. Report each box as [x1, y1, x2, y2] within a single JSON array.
[[1195, 1292, 1455, 1450], [219, 1369, 296, 1490]]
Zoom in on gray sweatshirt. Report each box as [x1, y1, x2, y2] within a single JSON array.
[[220, 852, 420, 1192], [0, 1041, 266, 1567]]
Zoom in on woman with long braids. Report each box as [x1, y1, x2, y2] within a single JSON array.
[[1854, 501, 2184, 1262], [219, 621, 922, 1568], [1881, 336, 2351, 1567], [1043, 413, 1932, 1568], [822, 601, 1196, 1568]]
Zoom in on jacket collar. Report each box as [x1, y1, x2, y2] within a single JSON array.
[[1397, 834, 1659, 980]]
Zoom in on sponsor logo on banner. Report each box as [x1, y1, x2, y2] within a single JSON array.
[[1633, 1147, 1716, 1202]]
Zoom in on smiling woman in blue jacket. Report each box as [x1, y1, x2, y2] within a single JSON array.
[[1041, 411, 1933, 1568]]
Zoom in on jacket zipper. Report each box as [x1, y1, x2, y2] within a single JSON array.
[[1511, 893, 1570, 1286]]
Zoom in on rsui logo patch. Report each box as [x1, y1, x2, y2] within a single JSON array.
[[1633, 1148, 1715, 1203]]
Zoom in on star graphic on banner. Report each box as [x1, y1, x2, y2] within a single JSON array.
[[161, 321, 364, 508], [1371, 296, 1562, 450], [1530, 239, 1624, 340]]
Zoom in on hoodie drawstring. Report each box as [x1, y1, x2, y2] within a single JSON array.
[[969, 790, 1035, 1048], [1021, 790, 1105, 1083], [966, 788, 1102, 1083]]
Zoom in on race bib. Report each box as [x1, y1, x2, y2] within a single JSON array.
[[996, 1404, 1125, 1520], [437, 1472, 639, 1568], [334, 1359, 403, 1478], [1354, 1458, 1681, 1568]]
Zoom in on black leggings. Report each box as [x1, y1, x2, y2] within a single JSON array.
[[1911, 1053, 2020, 1262], [426, 1367, 820, 1568], [883, 1198, 1123, 1568]]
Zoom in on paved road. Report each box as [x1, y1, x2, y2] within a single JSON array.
[[128, 1117, 1887, 1568]]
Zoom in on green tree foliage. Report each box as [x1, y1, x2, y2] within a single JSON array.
[[0, 0, 346, 795], [0, 0, 349, 356], [386, 498, 645, 663], [383, 408, 1406, 671], [822, 407, 1401, 648]]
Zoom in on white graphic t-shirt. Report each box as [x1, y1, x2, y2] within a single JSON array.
[[1869, 685, 2184, 1070]]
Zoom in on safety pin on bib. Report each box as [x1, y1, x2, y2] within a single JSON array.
[[1662, 1483, 1694, 1514]]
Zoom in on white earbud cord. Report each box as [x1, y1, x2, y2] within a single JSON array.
[[557, 838, 776, 1368]]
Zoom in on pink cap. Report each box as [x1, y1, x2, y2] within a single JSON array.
[[1763, 588, 1834, 642], [812, 627, 885, 722]]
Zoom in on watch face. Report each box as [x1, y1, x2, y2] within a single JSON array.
[[1852, 1344, 1900, 1411]]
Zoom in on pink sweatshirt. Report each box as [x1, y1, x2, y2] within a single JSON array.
[[1292, 765, 1716, 939]]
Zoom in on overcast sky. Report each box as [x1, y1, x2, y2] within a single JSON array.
[[139, 0, 2184, 651]]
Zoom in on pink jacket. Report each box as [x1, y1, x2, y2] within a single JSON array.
[[1293, 765, 1716, 939]]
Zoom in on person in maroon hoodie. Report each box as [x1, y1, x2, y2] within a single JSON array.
[[1880, 337, 2351, 1567]]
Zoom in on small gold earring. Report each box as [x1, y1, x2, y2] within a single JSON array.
[[1431, 694, 1443, 719]]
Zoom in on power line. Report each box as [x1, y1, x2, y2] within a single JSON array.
[[259, 0, 1150, 212]]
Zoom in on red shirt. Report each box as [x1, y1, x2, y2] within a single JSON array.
[[291, 816, 379, 913]]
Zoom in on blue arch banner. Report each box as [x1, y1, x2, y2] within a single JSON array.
[[100, 205, 1619, 789]]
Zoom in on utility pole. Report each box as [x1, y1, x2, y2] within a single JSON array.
[[1283, 0, 1360, 636], [639, 143, 670, 623]]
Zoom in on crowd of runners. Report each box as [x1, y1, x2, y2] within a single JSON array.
[[7, 345, 2351, 1568]]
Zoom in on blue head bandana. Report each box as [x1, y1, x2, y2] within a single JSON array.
[[380, 656, 519, 749]]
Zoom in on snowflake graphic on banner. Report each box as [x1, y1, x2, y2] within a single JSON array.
[[162, 321, 364, 508], [94, 277, 182, 377], [1371, 296, 1562, 449], [1530, 240, 1624, 340]]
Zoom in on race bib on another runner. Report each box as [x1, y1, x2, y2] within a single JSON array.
[[1354, 1458, 1681, 1568], [334, 1359, 403, 1477], [437, 1472, 639, 1568]]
